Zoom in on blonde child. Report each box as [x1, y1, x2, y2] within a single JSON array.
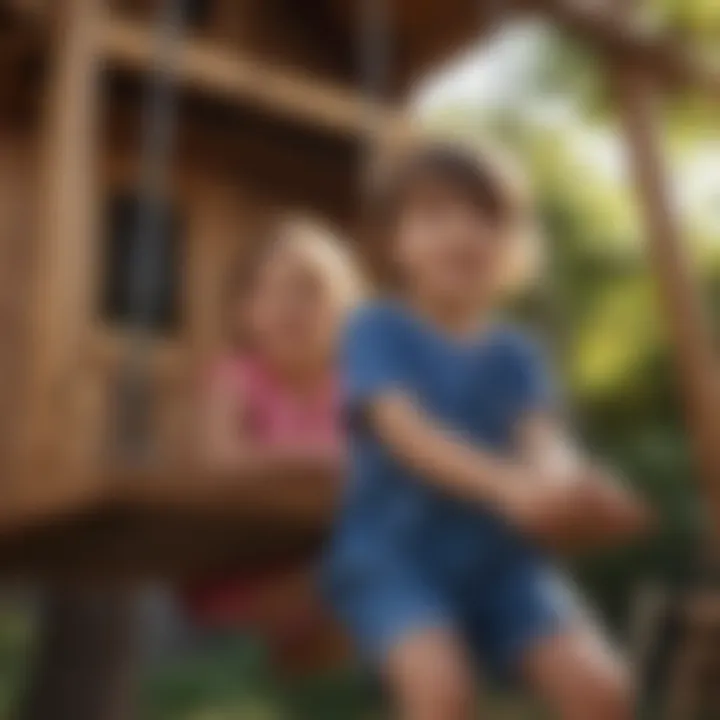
[[185, 216, 360, 672]]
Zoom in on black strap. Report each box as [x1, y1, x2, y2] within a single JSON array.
[[115, 0, 189, 464]]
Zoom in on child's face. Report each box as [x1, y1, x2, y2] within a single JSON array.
[[243, 246, 339, 372], [394, 180, 505, 310]]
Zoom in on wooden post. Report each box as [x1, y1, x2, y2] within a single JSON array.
[[608, 8, 719, 718], [19, 589, 141, 720], [12, 0, 105, 527], [612, 68, 720, 534], [17, 4, 143, 720]]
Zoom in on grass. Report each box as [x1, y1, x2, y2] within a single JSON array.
[[140, 634, 380, 720], [140, 633, 544, 719]]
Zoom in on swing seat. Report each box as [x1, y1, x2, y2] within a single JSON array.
[[0, 465, 338, 581]]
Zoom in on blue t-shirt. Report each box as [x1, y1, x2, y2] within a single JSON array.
[[331, 301, 556, 583]]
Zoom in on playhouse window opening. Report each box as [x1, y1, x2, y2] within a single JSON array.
[[100, 192, 184, 335]]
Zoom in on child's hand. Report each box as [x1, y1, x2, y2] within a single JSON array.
[[577, 466, 654, 536], [499, 466, 654, 552]]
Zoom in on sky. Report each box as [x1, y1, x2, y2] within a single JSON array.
[[411, 22, 720, 237], [413, 23, 547, 114]]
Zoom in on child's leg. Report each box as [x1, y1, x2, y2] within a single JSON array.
[[324, 553, 475, 718], [520, 623, 633, 720], [383, 627, 476, 720], [472, 560, 634, 720]]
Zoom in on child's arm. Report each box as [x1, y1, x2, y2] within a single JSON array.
[[514, 410, 653, 546], [367, 392, 539, 512], [508, 332, 653, 545], [347, 309, 649, 540], [345, 310, 571, 525], [514, 411, 585, 483], [367, 392, 649, 545], [201, 360, 338, 482]]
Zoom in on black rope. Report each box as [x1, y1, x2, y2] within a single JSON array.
[[359, 0, 392, 197], [114, 0, 189, 464]]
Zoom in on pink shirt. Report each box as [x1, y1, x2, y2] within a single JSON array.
[[185, 353, 340, 626], [215, 354, 340, 449]]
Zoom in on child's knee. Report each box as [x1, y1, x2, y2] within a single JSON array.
[[569, 663, 634, 720], [526, 629, 634, 720], [386, 632, 475, 720], [595, 670, 634, 719], [399, 670, 474, 720]]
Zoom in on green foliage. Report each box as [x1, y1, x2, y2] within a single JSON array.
[[653, 0, 720, 43], [140, 636, 381, 720], [0, 605, 34, 719], [519, 0, 720, 142]]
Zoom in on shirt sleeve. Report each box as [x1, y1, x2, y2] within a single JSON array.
[[341, 306, 406, 415]]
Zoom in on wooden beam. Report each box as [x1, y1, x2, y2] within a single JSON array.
[[12, 0, 105, 527], [7, 1, 720, 103], [98, 16, 408, 141], [0, 502, 326, 581], [113, 463, 338, 529], [611, 60, 720, 532]]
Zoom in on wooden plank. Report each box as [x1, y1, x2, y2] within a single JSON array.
[[0, 502, 325, 581], [613, 8, 719, 717], [113, 463, 338, 528], [607, 0, 719, 536], [98, 15, 408, 141], [10, 0, 105, 529], [612, 65, 720, 534], [0, 128, 37, 492]]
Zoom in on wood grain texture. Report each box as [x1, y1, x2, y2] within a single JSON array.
[[9, 0, 106, 528], [0, 125, 37, 491]]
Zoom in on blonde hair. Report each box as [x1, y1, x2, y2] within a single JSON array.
[[225, 214, 364, 344], [271, 214, 365, 312]]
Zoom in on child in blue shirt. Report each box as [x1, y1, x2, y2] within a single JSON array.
[[324, 142, 650, 719]]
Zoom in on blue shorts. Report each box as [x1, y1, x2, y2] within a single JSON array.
[[323, 550, 579, 680]]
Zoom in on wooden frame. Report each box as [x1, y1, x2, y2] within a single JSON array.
[[12, 0, 106, 529], [615, 69, 720, 531], [99, 15, 407, 139]]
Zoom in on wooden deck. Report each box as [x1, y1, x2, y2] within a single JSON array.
[[0, 466, 338, 581]]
